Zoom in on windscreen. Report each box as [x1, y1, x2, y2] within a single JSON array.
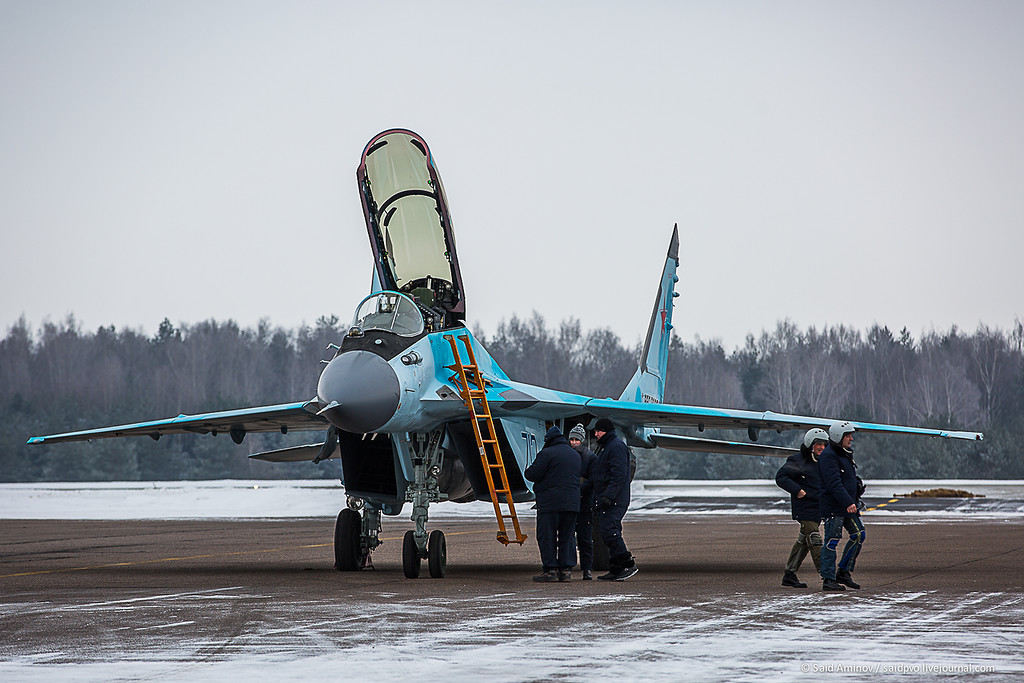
[[351, 292, 424, 337]]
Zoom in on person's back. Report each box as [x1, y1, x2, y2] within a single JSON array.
[[526, 430, 582, 513], [524, 426, 582, 582]]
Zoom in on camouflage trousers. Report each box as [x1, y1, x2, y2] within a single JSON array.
[[785, 519, 822, 573]]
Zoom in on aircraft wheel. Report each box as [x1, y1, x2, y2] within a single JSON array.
[[428, 529, 447, 578], [334, 509, 363, 571], [402, 530, 421, 578]]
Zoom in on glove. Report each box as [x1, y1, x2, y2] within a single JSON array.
[[597, 496, 614, 511]]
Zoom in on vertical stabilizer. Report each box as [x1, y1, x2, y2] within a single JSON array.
[[619, 225, 680, 404]]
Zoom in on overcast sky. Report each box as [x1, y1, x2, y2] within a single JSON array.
[[2, 1, 1021, 351]]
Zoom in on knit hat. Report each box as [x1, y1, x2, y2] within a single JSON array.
[[568, 424, 587, 441], [594, 417, 615, 433]]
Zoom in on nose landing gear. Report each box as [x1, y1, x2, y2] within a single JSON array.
[[402, 429, 448, 578]]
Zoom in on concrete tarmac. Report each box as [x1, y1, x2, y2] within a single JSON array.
[[3, 515, 1024, 680]]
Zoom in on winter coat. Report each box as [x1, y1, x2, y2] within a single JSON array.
[[775, 445, 822, 521], [575, 443, 598, 510], [524, 427, 581, 513], [591, 430, 631, 507], [817, 442, 859, 518]]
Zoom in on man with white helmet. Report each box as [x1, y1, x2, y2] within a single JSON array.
[[775, 428, 828, 588], [817, 420, 865, 591]]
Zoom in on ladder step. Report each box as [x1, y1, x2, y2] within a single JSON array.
[[446, 340, 526, 553]]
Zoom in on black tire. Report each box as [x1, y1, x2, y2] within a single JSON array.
[[334, 509, 363, 571], [428, 529, 447, 578], [403, 530, 421, 578], [592, 508, 610, 571]]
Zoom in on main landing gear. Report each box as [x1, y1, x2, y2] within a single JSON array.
[[334, 496, 381, 571]]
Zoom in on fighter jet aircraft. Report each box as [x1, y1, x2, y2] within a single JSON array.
[[28, 128, 984, 579]]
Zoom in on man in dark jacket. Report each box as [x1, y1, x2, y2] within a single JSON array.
[[817, 420, 866, 592], [775, 428, 828, 588], [568, 423, 598, 580], [524, 425, 582, 582], [591, 417, 637, 581]]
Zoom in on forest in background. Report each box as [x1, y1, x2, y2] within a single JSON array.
[[1, 313, 1022, 482]]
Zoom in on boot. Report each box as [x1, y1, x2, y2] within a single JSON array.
[[822, 578, 846, 591], [532, 570, 558, 583], [582, 569, 593, 581], [836, 569, 860, 589], [557, 570, 571, 582], [597, 555, 625, 581], [614, 564, 639, 581], [782, 570, 807, 588], [600, 556, 637, 581]]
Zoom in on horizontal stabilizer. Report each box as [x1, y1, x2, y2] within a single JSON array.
[[651, 433, 797, 459], [248, 442, 340, 462]]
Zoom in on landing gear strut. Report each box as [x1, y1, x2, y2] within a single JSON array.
[[334, 496, 381, 571], [402, 429, 448, 578]]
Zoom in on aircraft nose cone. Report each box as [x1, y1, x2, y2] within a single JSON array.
[[317, 350, 400, 433]]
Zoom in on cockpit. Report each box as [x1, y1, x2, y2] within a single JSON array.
[[350, 292, 425, 337]]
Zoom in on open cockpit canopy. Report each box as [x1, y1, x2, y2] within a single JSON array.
[[357, 129, 465, 325]]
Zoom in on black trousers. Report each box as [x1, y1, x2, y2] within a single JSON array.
[[576, 492, 595, 572], [536, 510, 579, 571], [598, 504, 630, 567]]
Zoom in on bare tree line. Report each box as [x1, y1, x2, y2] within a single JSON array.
[[1, 313, 1021, 482]]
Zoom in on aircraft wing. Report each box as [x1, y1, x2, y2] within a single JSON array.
[[650, 433, 797, 458], [27, 400, 328, 445], [584, 398, 984, 442]]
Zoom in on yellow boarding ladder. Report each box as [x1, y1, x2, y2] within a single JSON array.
[[444, 333, 527, 545]]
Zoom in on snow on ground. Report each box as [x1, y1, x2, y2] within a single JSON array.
[[1, 480, 1022, 520], [1, 588, 1021, 682], [3, 481, 1023, 681]]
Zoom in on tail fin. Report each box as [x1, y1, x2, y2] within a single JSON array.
[[619, 224, 679, 404]]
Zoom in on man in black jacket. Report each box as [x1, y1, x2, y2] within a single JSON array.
[[568, 423, 598, 580], [775, 428, 828, 588], [525, 425, 582, 582], [817, 421, 865, 592], [591, 417, 637, 581]]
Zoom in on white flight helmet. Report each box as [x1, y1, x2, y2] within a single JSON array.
[[803, 428, 829, 449], [828, 420, 855, 443]]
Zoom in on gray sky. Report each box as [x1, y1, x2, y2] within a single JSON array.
[[2, 1, 1021, 351]]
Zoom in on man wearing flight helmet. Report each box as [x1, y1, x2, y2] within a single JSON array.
[[817, 421, 865, 591], [775, 428, 828, 588]]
